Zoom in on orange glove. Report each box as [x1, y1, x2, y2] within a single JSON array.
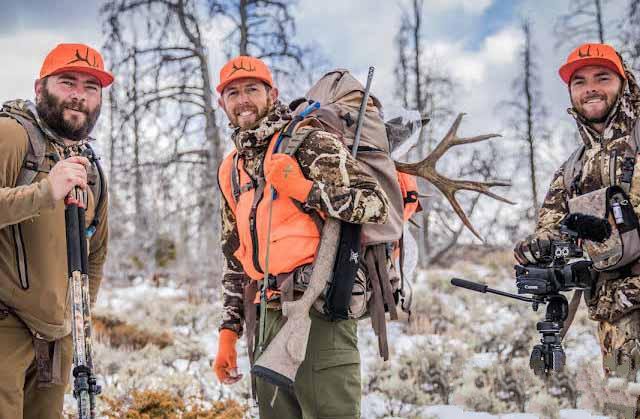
[[265, 154, 314, 202], [213, 329, 242, 384]]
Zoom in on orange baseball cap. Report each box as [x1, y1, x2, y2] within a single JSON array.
[[216, 55, 274, 94], [559, 43, 626, 84], [39, 43, 114, 87]]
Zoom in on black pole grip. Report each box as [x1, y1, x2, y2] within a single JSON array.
[[451, 277, 488, 293], [78, 207, 88, 274], [65, 205, 82, 274]]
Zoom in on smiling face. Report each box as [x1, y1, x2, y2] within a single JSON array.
[[218, 77, 278, 131], [35, 71, 102, 141], [569, 65, 623, 132]]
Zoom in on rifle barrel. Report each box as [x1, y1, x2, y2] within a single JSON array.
[[351, 66, 374, 157]]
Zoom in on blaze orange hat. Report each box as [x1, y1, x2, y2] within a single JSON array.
[[39, 43, 114, 87], [559, 43, 626, 84], [216, 56, 273, 94]]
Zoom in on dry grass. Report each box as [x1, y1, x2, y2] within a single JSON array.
[[101, 390, 246, 419], [93, 314, 174, 350]]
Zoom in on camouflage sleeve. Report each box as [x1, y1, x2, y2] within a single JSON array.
[[294, 128, 389, 224], [219, 194, 248, 337], [534, 165, 570, 241]]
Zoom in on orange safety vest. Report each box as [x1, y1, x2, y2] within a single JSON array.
[[218, 132, 321, 280]]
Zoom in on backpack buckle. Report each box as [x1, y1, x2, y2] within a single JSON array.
[[621, 157, 635, 184], [23, 160, 39, 171]]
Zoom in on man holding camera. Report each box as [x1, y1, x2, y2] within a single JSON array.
[[515, 43, 640, 416]]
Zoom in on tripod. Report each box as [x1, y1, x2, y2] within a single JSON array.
[[451, 278, 568, 376]]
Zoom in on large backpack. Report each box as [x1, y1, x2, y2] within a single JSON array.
[[284, 69, 421, 358], [0, 105, 106, 234]]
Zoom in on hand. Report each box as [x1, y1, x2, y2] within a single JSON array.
[[213, 329, 242, 385], [514, 239, 532, 265], [265, 154, 313, 202], [514, 235, 551, 266], [48, 156, 90, 201]]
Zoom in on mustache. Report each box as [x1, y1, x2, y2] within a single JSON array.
[[63, 100, 88, 114], [582, 93, 607, 104], [235, 104, 257, 115]]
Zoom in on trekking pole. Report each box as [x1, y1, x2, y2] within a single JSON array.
[[64, 151, 101, 419]]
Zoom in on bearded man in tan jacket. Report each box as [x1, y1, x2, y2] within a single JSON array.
[[0, 43, 113, 419]]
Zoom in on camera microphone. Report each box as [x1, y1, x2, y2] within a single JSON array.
[[562, 213, 611, 243]]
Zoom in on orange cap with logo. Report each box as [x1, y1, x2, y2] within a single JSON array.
[[559, 43, 626, 84], [39, 43, 114, 87], [216, 56, 274, 94]]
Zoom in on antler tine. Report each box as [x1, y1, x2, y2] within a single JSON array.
[[394, 113, 513, 241], [423, 113, 466, 165], [440, 188, 484, 241]]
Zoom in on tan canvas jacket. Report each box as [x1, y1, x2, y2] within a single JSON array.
[[0, 114, 108, 340]]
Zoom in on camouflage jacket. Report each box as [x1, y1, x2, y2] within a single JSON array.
[[534, 65, 640, 322], [218, 101, 389, 335]]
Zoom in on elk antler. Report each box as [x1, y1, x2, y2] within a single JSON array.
[[394, 113, 514, 241]]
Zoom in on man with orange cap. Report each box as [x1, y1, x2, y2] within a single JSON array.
[[0, 43, 112, 418], [213, 56, 389, 418], [515, 43, 640, 416]]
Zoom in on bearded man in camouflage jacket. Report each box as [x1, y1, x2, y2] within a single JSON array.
[[211, 56, 389, 419], [515, 43, 640, 417]]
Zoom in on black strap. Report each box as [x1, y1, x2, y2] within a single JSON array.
[[231, 153, 242, 203], [404, 190, 418, 204], [83, 144, 105, 232]]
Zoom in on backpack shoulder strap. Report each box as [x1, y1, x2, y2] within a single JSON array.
[[277, 120, 323, 157], [617, 119, 640, 193], [562, 144, 586, 197], [0, 112, 48, 187], [82, 144, 106, 235]]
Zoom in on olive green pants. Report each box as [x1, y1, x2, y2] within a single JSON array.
[[598, 310, 640, 419], [255, 308, 361, 419], [0, 311, 72, 419]]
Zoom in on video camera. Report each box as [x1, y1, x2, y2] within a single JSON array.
[[452, 213, 610, 376]]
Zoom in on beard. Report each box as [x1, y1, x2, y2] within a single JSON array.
[[572, 91, 618, 125], [233, 96, 272, 131], [36, 85, 101, 141]]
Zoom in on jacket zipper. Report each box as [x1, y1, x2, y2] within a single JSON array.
[[11, 225, 29, 289]]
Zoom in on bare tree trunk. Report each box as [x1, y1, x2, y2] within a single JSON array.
[[523, 22, 539, 217], [554, 0, 607, 47], [239, 0, 248, 55], [108, 85, 117, 182], [131, 47, 145, 230], [176, 0, 223, 270], [412, 0, 423, 112], [595, 0, 604, 43], [395, 27, 410, 109]]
